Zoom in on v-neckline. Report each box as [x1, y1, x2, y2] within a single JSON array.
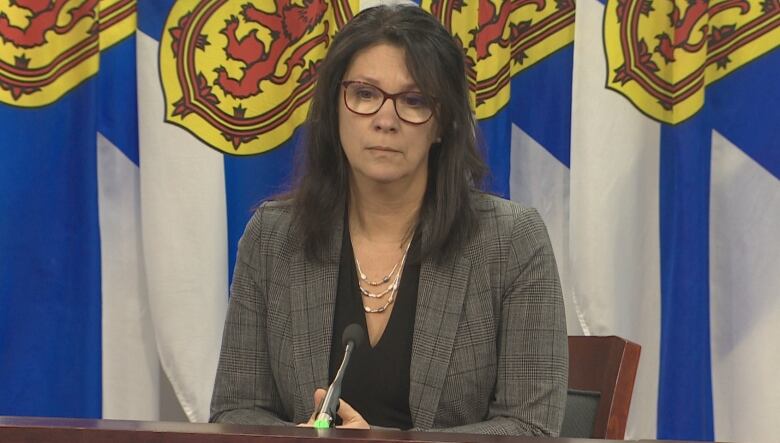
[[347, 230, 400, 350]]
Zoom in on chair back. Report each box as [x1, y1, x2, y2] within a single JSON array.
[[560, 335, 641, 439]]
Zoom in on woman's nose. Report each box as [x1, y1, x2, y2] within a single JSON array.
[[372, 98, 400, 132]]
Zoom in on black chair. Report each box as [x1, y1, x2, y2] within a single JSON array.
[[560, 335, 641, 439]]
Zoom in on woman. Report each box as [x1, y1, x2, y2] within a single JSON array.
[[210, 4, 567, 436]]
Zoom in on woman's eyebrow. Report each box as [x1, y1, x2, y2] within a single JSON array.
[[348, 75, 420, 91]]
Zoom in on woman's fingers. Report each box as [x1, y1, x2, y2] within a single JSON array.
[[299, 388, 329, 426], [302, 388, 369, 429], [336, 397, 370, 429]]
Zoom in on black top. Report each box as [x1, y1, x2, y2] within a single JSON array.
[[328, 226, 420, 430]]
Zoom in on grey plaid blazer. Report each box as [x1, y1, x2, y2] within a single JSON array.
[[210, 193, 568, 436]]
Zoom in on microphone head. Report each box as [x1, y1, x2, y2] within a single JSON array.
[[342, 323, 366, 350]]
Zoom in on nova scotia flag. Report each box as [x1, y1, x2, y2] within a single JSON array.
[[507, 0, 779, 441], [0, 0, 159, 419]]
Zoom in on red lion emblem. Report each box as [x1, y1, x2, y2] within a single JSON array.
[[653, 0, 750, 64], [427, 0, 575, 117], [214, 0, 329, 98], [0, 0, 131, 106], [162, 0, 347, 154], [472, 0, 541, 61], [606, 0, 779, 123], [0, 0, 97, 49]]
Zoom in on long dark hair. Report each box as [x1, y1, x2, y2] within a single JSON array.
[[291, 4, 487, 262]]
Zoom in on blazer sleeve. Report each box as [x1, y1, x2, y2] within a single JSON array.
[[210, 206, 293, 426], [423, 207, 568, 436]]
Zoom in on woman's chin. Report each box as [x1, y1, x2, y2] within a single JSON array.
[[366, 172, 406, 185], [353, 165, 408, 185]]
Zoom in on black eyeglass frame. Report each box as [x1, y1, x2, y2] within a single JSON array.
[[340, 80, 436, 125]]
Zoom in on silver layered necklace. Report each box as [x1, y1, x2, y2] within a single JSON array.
[[354, 240, 411, 313]]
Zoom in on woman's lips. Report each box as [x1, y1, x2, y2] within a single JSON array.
[[367, 145, 400, 152]]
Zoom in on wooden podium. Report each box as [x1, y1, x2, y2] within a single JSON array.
[[0, 416, 718, 443]]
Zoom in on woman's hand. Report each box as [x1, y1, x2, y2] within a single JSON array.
[[333, 391, 370, 429], [297, 388, 370, 429]]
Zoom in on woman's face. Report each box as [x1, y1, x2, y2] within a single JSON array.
[[338, 43, 439, 188]]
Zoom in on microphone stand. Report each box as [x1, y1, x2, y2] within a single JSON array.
[[313, 339, 356, 429]]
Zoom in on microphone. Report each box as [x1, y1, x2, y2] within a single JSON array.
[[313, 323, 366, 429]]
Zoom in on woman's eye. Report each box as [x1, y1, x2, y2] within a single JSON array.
[[402, 94, 427, 108], [355, 88, 378, 100]]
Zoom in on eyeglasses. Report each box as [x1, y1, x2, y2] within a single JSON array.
[[341, 80, 435, 125]]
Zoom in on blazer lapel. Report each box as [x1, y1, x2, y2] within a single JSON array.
[[289, 216, 343, 420], [409, 253, 471, 429]]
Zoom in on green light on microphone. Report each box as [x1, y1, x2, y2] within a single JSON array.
[[313, 417, 331, 429]]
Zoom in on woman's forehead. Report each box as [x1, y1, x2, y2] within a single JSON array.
[[344, 44, 418, 90]]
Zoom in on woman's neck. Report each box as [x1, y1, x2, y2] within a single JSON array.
[[348, 174, 426, 245]]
